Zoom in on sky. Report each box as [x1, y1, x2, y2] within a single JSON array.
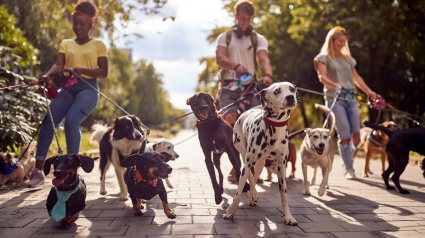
[[113, 0, 234, 110]]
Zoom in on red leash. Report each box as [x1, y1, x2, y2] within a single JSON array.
[[0, 79, 45, 90]]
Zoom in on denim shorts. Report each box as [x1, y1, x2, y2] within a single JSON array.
[[326, 98, 360, 142]]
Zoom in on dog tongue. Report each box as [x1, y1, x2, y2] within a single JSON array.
[[200, 111, 208, 119], [52, 178, 65, 187]]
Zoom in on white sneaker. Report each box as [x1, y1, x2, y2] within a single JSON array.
[[26, 168, 45, 188], [345, 168, 357, 180]]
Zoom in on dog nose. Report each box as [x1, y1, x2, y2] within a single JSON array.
[[319, 142, 325, 148], [135, 131, 142, 140], [176, 154, 179, 158], [167, 167, 173, 174], [53, 169, 62, 177], [286, 95, 294, 103]]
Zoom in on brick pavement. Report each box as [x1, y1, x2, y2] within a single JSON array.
[[1, 129, 424, 238]]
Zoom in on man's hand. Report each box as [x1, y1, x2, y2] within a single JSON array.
[[235, 65, 247, 76], [260, 75, 273, 87]]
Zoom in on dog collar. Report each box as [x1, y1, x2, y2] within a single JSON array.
[[263, 115, 288, 127], [196, 113, 219, 126], [0, 162, 18, 176], [133, 165, 158, 187], [367, 131, 387, 147]]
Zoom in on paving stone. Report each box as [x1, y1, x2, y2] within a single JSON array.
[[379, 230, 425, 238], [331, 231, 383, 238], [30, 226, 86, 237], [0, 228, 41, 238], [214, 223, 260, 234], [193, 215, 234, 224], [126, 224, 172, 235], [0, 218, 35, 228], [172, 224, 215, 235], [152, 215, 192, 224], [286, 233, 335, 238], [298, 222, 347, 233]]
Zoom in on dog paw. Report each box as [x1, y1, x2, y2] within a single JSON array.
[[386, 186, 396, 190], [400, 190, 410, 194], [167, 213, 177, 219], [288, 174, 295, 178], [60, 220, 71, 229], [133, 209, 143, 216], [120, 195, 128, 201], [215, 193, 223, 205], [285, 216, 298, 226], [318, 189, 325, 196], [363, 173, 369, 178], [326, 185, 329, 189], [302, 190, 310, 195], [223, 211, 234, 220], [100, 190, 107, 195], [167, 184, 174, 189]]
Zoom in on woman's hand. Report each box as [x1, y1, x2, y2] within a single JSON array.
[[367, 91, 377, 101], [72, 68, 84, 77], [39, 74, 50, 82]]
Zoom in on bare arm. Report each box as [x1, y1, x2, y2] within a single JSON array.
[[40, 53, 66, 80], [316, 61, 341, 89], [352, 68, 376, 100], [73, 57, 108, 79], [216, 46, 247, 75], [257, 50, 273, 87]]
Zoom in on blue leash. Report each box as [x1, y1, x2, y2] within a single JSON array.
[[322, 86, 342, 129]]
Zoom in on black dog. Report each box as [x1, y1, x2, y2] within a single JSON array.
[[364, 121, 425, 194], [120, 151, 176, 218], [44, 154, 95, 228], [90, 115, 146, 200], [186, 93, 246, 205]]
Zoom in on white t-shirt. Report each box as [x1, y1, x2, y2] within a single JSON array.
[[216, 31, 268, 82]]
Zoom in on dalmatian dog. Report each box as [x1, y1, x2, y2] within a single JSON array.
[[223, 82, 298, 226], [145, 139, 179, 188]]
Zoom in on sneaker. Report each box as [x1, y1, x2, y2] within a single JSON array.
[[227, 168, 237, 184], [26, 168, 45, 188], [345, 168, 357, 180]]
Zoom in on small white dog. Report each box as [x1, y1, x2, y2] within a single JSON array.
[[300, 104, 335, 196], [145, 139, 179, 188], [224, 82, 298, 226], [0, 144, 36, 187]]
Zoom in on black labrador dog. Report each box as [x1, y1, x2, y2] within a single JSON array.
[[120, 151, 176, 218], [44, 154, 95, 228], [364, 121, 425, 194], [187, 93, 247, 205]]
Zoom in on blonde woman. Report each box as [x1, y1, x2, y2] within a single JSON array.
[[314, 26, 377, 180]]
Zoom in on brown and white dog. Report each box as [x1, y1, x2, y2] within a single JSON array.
[[352, 121, 397, 177], [0, 144, 36, 188], [145, 139, 179, 188], [90, 115, 146, 200]]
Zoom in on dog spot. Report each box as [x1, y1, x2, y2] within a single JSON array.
[[281, 140, 286, 144], [278, 166, 281, 172], [247, 158, 250, 162], [285, 188, 287, 193], [236, 192, 238, 196], [261, 142, 267, 150], [250, 137, 255, 147], [252, 161, 256, 166], [257, 153, 262, 158], [281, 178, 283, 184], [248, 147, 251, 152], [256, 127, 260, 132], [285, 135, 288, 139], [289, 86, 295, 92], [277, 111, 286, 120], [256, 131, 265, 146], [274, 88, 281, 95], [270, 139, 276, 146], [279, 183, 282, 191], [252, 149, 256, 154], [241, 168, 245, 176], [287, 110, 291, 116], [271, 151, 276, 155]]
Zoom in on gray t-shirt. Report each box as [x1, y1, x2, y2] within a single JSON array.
[[314, 53, 356, 100]]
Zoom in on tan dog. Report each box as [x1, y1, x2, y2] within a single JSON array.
[[352, 121, 397, 177], [0, 144, 36, 187]]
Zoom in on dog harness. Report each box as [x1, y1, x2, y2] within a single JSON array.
[[49, 182, 80, 222], [133, 165, 158, 187], [262, 114, 288, 127], [0, 162, 18, 175], [367, 131, 387, 147]]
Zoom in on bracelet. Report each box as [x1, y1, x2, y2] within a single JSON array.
[[233, 64, 241, 71], [265, 74, 274, 80]]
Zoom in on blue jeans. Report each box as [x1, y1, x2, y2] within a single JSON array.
[[35, 82, 99, 161], [326, 98, 360, 170]]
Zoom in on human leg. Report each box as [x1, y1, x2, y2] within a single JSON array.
[[64, 89, 99, 154]]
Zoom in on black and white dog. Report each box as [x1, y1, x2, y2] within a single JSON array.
[[224, 82, 298, 226], [90, 115, 146, 200]]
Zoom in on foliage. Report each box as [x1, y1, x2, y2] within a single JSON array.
[[196, 57, 220, 96]]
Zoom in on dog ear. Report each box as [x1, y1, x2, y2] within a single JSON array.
[[120, 154, 139, 168], [304, 128, 311, 136], [73, 155, 95, 173], [208, 94, 214, 103], [186, 95, 194, 105], [160, 152, 172, 162], [260, 89, 268, 107], [44, 155, 59, 175]]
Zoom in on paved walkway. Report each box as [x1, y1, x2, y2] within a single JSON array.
[[1, 129, 424, 238]]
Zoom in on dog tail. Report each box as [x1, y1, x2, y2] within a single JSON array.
[[90, 124, 109, 145], [288, 129, 306, 140], [315, 103, 335, 133], [363, 121, 396, 138]]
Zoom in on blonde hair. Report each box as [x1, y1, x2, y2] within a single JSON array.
[[234, 0, 255, 16], [320, 26, 351, 61]]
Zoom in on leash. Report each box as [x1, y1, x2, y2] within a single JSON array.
[[41, 81, 63, 155], [0, 79, 45, 91], [322, 86, 342, 129]]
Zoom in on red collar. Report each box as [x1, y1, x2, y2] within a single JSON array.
[[196, 114, 219, 125], [263, 114, 288, 127]]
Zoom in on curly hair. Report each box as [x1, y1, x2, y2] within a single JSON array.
[[234, 0, 255, 16], [74, 0, 98, 18]]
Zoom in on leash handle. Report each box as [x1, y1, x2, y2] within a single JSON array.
[[368, 94, 385, 110], [322, 86, 342, 129]]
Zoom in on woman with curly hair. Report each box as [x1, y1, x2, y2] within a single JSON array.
[[27, 1, 108, 188]]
